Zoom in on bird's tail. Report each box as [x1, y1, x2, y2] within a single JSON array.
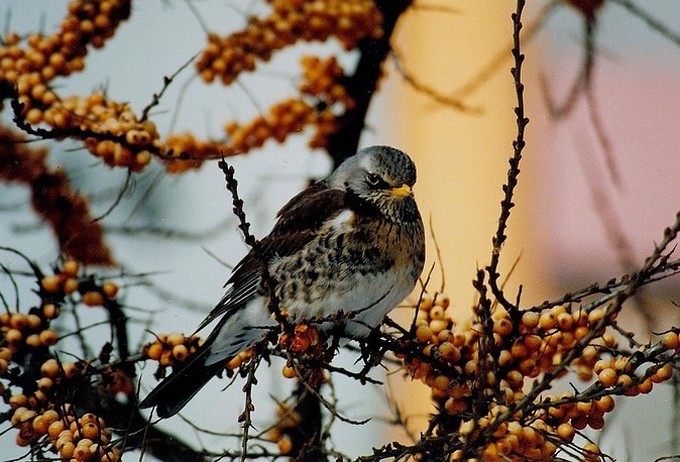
[[139, 303, 274, 418], [139, 346, 224, 418]]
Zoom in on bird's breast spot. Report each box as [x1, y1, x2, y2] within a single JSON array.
[[327, 209, 355, 232]]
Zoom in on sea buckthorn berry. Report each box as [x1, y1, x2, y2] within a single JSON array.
[[595, 397, 614, 416], [102, 281, 118, 298], [282, 364, 296, 379], [637, 378, 653, 394], [41, 275, 62, 293], [597, 368, 617, 387], [41, 359, 60, 377], [43, 303, 59, 319], [63, 278, 79, 295], [661, 331, 680, 350], [62, 260, 80, 277], [415, 324, 432, 343], [652, 363, 673, 383], [82, 291, 105, 307], [39, 329, 59, 346], [166, 333, 185, 347], [494, 318, 513, 337], [429, 305, 445, 321], [48, 420, 66, 439], [172, 344, 189, 361], [583, 442, 601, 462]]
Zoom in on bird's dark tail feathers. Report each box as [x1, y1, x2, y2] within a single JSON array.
[[139, 348, 224, 418]]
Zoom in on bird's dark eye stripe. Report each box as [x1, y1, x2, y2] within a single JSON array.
[[366, 172, 389, 189]]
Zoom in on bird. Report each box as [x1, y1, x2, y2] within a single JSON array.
[[139, 145, 425, 418]]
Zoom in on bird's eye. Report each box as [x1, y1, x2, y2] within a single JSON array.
[[367, 172, 385, 187]]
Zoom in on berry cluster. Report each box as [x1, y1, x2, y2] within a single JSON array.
[[40, 260, 119, 308], [1, 259, 129, 457], [2, 1, 162, 173], [299, 56, 354, 109], [0, 312, 58, 356], [403, 295, 679, 461], [196, 0, 382, 85], [163, 133, 233, 173], [0, 0, 130, 88], [225, 98, 315, 153], [11, 397, 119, 462], [299, 56, 355, 149], [278, 324, 323, 379], [143, 333, 202, 368], [267, 403, 302, 455]]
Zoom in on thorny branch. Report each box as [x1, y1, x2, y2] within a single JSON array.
[[486, 0, 528, 314]]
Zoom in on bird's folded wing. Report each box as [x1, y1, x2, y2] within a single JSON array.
[[194, 184, 349, 332]]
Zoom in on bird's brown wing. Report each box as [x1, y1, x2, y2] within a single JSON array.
[[195, 182, 348, 332]]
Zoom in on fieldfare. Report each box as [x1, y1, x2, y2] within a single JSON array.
[[140, 145, 425, 417]]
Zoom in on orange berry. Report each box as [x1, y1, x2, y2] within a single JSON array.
[[172, 344, 189, 361], [145, 342, 163, 360], [429, 319, 448, 335], [597, 368, 617, 387], [282, 364, 296, 379], [415, 325, 433, 343], [637, 378, 653, 394], [617, 374, 633, 387], [37, 377, 54, 392], [39, 329, 59, 346], [661, 332, 680, 350], [62, 260, 80, 277], [539, 311, 556, 330], [583, 442, 600, 461], [419, 296, 434, 311], [41, 358, 60, 377], [82, 291, 104, 307], [48, 420, 66, 438], [41, 275, 62, 293], [277, 435, 293, 454], [26, 333, 41, 347], [594, 395, 615, 413], [102, 282, 118, 298], [10, 312, 29, 329], [652, 363, 673, 383], [81, 422, 100, 439], [63, 278, 79, 295], [494, 318, 513, 337], [429, 305, 445, 321], [166, 333, 185, 347], [43, 303, 59, 319]]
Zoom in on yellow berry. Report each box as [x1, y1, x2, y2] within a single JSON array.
[[63, 278, 79, 295], [82, 291, 104, 307], [172, 344, 189, 361], [102, 282, 118, 298], [415, 325, 432, 343], [62, 260, 80, 277], [661, 332, 680, 350], [597, 368, 617, 387], [282, 365, 296, 379], [41, 358, 60, 377], [277, 435, 293, 454], [43, 303, 59, 319], [39, 329, 59, 346], [145, 342, 163, 360], [41, 275, 62, 293]]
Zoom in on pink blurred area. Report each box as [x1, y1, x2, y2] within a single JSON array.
[[531, 52, 680, 285]]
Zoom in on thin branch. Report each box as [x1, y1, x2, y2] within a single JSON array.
[[486, 0, 529, 313]]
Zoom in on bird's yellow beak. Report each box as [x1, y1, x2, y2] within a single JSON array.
[[390, 184, 412, 197]]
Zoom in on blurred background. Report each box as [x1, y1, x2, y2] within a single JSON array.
[[2, 1, 680, 460]]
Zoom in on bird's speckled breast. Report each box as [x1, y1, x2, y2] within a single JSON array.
[[269, 209, 425, 335]]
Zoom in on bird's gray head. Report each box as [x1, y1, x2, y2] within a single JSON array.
[[326, 146, 419, 222]]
